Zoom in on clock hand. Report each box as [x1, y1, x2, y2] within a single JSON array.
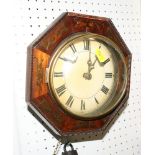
[[83, 50, 93, 80], [87, 49, 93, 69], [83, 55, 97, 80], [87, 57, 97, 74], [92, 57, 97, 66], [59, 56, 77, 63], [88, 49, 92, 64]]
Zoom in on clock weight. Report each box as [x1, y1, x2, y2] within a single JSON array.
[[62, 142, 78, 155]]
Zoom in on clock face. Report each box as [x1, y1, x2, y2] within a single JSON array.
[[48, 33, 127, 119]]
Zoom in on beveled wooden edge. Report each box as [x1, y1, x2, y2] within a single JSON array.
[[26, 12, 68, 103], [27, 12, 68, 50], [67, 12, 110, 21]]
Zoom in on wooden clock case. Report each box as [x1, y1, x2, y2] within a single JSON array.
[[26, 12, 132, 143]]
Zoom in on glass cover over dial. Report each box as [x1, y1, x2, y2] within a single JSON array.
[[48, 33, 127, 119]]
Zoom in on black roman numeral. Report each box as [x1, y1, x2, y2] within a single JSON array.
[[95, 97, 99, 104], [83, 39, 90, 50], [70, 43, 77, 53], [65, 96, 74, 107], [54, 72, 63, 77], [56, 84, 66, 96], [81, 100, 85, 110], [105, 73, 112, 78], [101, 85, 109, 94], [103, 58, 110, 65]]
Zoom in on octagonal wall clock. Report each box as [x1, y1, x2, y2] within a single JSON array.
[[26, 12, 132, 143]]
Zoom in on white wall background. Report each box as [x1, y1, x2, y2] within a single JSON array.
[[13, 0, 140, 155]]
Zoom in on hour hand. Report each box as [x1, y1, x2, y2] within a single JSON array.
[[59, 56, 77, 63]]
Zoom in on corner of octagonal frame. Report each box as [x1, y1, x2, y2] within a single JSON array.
[[25, 12, 132, 142]]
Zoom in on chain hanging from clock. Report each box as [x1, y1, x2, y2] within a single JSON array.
[[26, 12, 132, 155]]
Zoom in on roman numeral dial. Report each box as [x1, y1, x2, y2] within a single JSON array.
[[56, 84, 66, 96], [50, 35, 118, 118], [101, 85, 109, 94], [66, 96, 74, 107], [103, 58, 110, 65], [54, 72, 63, 77], [105, 73, 112, 78], [95, 97, 99, 104], [81, 100, 85, 110], [83, 39, 90, 50], [70, 43, 77, 53]]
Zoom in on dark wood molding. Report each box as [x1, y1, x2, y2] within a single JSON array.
[[26, 12, 132, 142]]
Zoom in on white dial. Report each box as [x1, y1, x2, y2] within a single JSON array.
[[48, 33, 126, 119]]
